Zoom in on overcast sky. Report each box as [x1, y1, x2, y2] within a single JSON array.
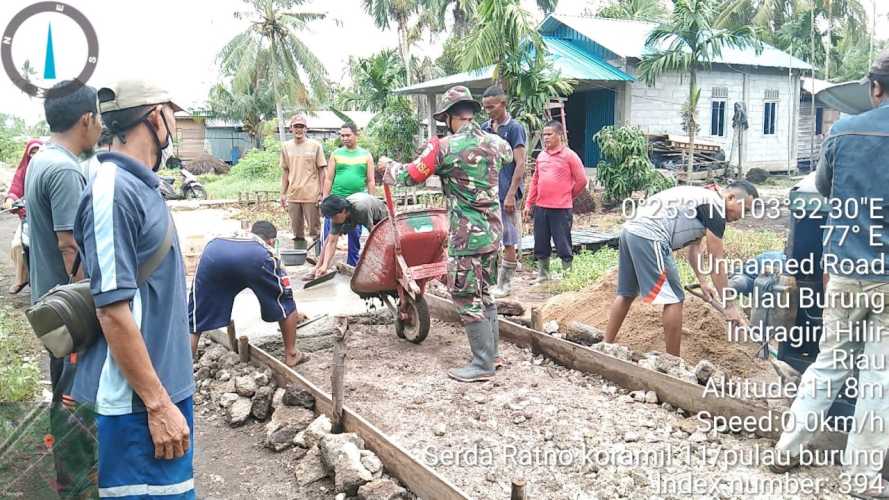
[[1, 0, 887, 124]]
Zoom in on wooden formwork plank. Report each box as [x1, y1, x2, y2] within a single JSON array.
[[424, 293, 862, 452], [245, 340, 469, 500], [425, 294, 779, 435]]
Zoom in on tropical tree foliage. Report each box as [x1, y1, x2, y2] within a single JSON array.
[[338, 50, 407, 112], [459, 0, 573, 135], [638, 0, 760, 176], [207, 82, 275, 148], [366, 99, 421, 160], [363, 0, 422, 85], [593, 0, 668, 22], [336, 49, 420, 160], [0, 114, 46, 166], [219, 0, 329, 143], [595, 126, 675, 202], [714, 0, 872, 81]]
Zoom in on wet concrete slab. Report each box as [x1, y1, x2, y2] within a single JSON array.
[[227, 265, 369, 342]]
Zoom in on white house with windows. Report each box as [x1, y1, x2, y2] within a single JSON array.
[[398, 14, 812, 173]]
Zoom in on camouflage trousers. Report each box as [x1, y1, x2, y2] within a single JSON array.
[[447, 251, 498, 325]]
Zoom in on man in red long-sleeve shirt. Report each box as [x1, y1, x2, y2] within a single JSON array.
[[523, 121, 588, 282]]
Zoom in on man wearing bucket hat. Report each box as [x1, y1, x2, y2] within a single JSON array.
[[73, 80, 196, 498], [769, 49, 889, 499], [378, 86, 513, 382]]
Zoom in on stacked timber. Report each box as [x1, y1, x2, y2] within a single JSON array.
[[648, 134, 727, 176]]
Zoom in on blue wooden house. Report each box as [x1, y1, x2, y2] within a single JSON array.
[[398, 14, 811, 173]]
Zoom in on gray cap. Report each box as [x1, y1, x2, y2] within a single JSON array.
[[97, 80, 184, 113], [859, 48, 889, 84]]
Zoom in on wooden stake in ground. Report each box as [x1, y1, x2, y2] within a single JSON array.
[[331, 316, 351, 434], [511, 479, 527, 500], [227, 321, 238, 354], [238, 336, 250, 363]]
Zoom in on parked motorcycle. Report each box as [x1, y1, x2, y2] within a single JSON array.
[[160, 168, 207, 200]]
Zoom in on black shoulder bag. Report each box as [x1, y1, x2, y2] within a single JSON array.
[[25, 214, 175, 358]]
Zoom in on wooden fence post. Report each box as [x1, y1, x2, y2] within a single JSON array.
[[331, 317, 351, 434], [227, 321, 238, 354], [238, 336, 250, 363], [511, 479, 527, 500]]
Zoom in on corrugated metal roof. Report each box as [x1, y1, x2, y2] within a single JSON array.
[[396, 38, 632, 95], [541, 14, 813, 71], [395, 67, 495, 95], [543, 37, 633, 81]]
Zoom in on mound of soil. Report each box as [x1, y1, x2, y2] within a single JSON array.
[[540, 270, 764, 377], [187, 154, 230, 175]]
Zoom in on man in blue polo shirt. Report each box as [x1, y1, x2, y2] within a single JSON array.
[[482, 86, 527, 299], [189, 220, 309, 367], [74, 80, 194, 499]]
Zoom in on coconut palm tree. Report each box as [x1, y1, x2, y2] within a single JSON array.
[[459, 0, 573, 137], [363, 0, 422, 85], [639, 0, 760, 177], [459, 0, 545, 81], [219, 0, 329, 143], [715, 0, 867, 79], [593, 0, 669, 22], [339, 50, 408, 112]]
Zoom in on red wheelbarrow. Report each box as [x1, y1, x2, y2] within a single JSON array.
[[350, 185, 448, 343]]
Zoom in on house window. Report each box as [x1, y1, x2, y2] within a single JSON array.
[[763, 102, 778, 135], [815, 107, 824, 135], [711, 101, 726, 137]]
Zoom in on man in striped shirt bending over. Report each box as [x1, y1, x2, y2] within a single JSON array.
[[604, 181, 757, 357]]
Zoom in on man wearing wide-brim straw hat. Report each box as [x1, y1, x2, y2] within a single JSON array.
[[73, 80, 197, 499], [378, 85, 514, 382]]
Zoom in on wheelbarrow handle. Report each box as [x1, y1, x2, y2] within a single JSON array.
[[383, 184, 396, 220], [383, 184, 402, 253]]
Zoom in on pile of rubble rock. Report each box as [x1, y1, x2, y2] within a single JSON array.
[[193, 338, 414, 499]]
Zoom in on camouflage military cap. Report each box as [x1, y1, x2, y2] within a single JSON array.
[[433, 85, 481, 122]]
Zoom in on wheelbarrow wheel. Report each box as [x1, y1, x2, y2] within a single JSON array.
[[395, 296, 430, 344]]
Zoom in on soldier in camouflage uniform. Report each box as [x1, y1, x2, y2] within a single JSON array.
[[379, 86, 513, 382]]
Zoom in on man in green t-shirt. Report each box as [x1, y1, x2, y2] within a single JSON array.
[[321, 123, 375, 266]]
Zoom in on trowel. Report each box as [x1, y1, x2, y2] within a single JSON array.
[[303, 269, 337, 289]]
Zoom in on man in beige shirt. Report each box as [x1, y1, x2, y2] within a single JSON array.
[[281, 114, 327, 247]]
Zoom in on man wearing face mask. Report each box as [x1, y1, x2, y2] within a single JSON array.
[[378, 86, 513, 382], [73, 81, 195, 499]]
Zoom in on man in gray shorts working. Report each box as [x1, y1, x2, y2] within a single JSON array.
[[604, 182, 758, 356]]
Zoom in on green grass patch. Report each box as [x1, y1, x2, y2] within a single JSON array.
[[758, 175, 799, 189], [197, 141, 283, 200], [722, 227, 785, 261], [542, 226, 784, 293], [556, 247, 620, 292], [201, 174, 280, 200], [0, 305, 42, 402]]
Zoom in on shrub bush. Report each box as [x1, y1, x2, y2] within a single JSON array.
[[228, 140, 282, 179], [595, 126, 674, 203]]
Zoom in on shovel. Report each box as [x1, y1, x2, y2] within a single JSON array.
[[684, 284, 726, 317], [303, 269, 337, 289]]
